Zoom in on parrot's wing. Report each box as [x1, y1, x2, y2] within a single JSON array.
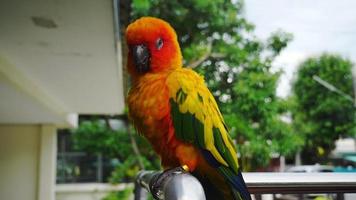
[[167, 68, 250, 200], [167, 68, 238, 171]]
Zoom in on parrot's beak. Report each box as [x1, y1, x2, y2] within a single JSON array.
[[132, 44, 150, 73]]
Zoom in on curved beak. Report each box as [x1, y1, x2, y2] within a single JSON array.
[[132, 44, 150, 73]]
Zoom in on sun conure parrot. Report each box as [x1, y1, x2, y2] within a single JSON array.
[[126, 17, 251, 200]]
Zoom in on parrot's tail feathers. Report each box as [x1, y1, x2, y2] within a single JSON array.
[[219, 167, 251, 200]]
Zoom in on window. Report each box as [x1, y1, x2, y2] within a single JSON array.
[[56, 130, 115, 183]]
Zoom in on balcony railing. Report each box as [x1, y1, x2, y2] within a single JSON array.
[[135, 171, 356, 200], [244, 172, 356, 194]]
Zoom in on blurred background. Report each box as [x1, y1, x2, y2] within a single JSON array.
[[0, 0, 355, 200]]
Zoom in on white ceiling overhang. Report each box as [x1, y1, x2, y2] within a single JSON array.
[[0, 0, 125, 127]]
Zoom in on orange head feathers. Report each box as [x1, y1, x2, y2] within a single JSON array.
[[125, 17, 182, 78]]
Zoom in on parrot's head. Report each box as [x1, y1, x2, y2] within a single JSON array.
[[125, 17, 182, 77]]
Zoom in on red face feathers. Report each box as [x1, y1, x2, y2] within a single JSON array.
[[125, 17, 182, 78]]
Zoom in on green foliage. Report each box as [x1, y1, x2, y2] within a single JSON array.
[[109, 155, 158, 183], [72, 119, 160, 182], [267, 30, 293, 56], [132, 0, 150, 14], [72, 120, 130, 158], [292, 54, 355, 163], [130, 0, 299, 170]]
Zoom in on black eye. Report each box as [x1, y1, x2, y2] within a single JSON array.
[[155, 38, 163, 50]]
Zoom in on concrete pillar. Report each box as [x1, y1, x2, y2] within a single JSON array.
[[279, 156, 286, 172], [38, 124, 57, 200], [0, 125, 40, 200]]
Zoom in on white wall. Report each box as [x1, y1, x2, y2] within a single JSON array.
[[0, 125, 40, 200], [56, 183, 134, 200], [0, 124, 57, 200]]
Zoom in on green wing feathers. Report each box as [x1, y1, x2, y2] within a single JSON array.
[[167, 68, 239, 173]]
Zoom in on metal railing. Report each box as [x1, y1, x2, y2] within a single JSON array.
[[244, 172, 356, 194], [135, 171, 356, 200], [135, 169, 206, 200]]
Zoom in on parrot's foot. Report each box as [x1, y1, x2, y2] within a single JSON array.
[[181, 164, 190, 171], [150, 165, 189, 199]]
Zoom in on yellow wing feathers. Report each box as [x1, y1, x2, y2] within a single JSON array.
[[167, 68, 239, 172]]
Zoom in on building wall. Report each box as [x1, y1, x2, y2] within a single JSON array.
[[0, 124, 57, 200], [56, 183, 134, 200], [0, 125, 40, 200]]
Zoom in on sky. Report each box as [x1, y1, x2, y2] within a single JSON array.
[[244, 0, 356, 98]]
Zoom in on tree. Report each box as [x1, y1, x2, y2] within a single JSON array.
[[292, 54, 355, 163], [130, 0, 301, 170], [72, 117, 160, 182]]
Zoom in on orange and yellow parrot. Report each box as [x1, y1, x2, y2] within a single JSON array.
[[126, 17, 251, 200]]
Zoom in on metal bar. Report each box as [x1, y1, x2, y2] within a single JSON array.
[[135, 171, 356, 199], [135, 170, 206, 200], [313, 75, 354, 103], [134, 180, 148, 200], [96, 153, 103, 182], [243, 173, 356, 194]]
